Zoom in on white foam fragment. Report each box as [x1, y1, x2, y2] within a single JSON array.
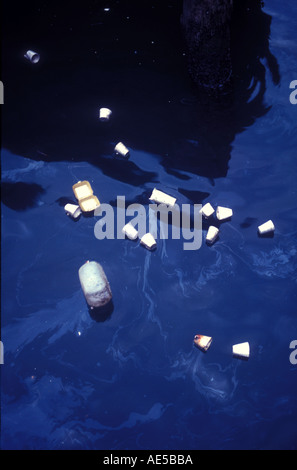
[[216, 206, 233, 221], [232, 342, 250, 359], [200, 202, 215, 218], [64, 203, 82, 219], [140, 233, 157, 251], [149, 188, 176, 207], [258, 220, 275, 235], [206, 226, 219, 244], [122, 222, 138, 240]]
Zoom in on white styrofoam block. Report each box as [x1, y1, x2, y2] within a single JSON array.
[[200, 202, 215, 218], [64, 203, 82, 219], [149, 188, 177, 207], [206, 226, 219, 244], [258, 220, 275, 235], [140, 233, 157, 251], [216, 206, 233, 221], [114, 142, 130, 158], [122, 222, 138, 240], [232, 342, 250, 359]]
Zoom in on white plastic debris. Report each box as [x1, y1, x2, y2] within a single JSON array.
[[232, 342, 250, 359], [216, 206, 233, 221], [122, 222, 138, 240], [194, 334, 212, 352], [140, 233, 157, 251], [24, 50, 40, 64], [114, 142, 130, 158], [206, 226, 219, 244], [149, 188, 176, 207], [200, 202, 215, 218], [64, 203, 82, 219], [258, 220, 275, 235], [78, 261, 112, 308], [99, 108, 112, 121]]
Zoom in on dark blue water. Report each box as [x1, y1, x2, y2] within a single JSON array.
[[1, 0, 297, 450]]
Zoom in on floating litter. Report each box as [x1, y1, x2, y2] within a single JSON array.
[[206, 226, 219, 244], [200, 202, 215, 218], [24, 50, 40, 63], [72, 180, 100, 212], [122, 222, 138, 240], [194, 334, 213, 352], [78, 261, 112, 308], [140, 233, 157, 251], [232, 342, 250, 359], [258, 220, 275, 235], [99, 108, 112, 121], [114, 142, 130, 158], [64, 203, 82, 219], [149, 188, 176, 207], [216, 206, 233, 221]]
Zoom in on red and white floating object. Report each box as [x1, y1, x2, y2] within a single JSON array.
[[232, 342, 250, 359], [122, 222, 138, 240], [194, 334, 213, 352], [206, 226, 219, 245], [216, 206, 233, 221], [24, 50, 40, 63], [140, 233, 157, 251], [149, 188, 176, 207], [99, 108, 112, 121], [258, 220, 275, 235]]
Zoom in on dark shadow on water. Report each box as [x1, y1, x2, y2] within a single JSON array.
[[240, 217, 258, 229], [1, 0, 280, 184], [257, 231, 275, 239], [1, 181, 45, 211], [88, 299, 114, 323]]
